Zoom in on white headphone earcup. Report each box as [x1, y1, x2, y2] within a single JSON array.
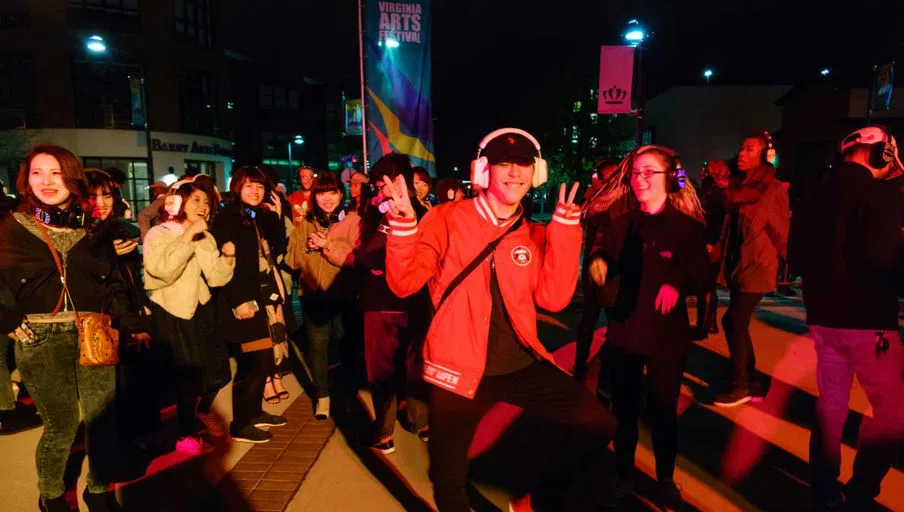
[[470, 156, 490, 189], [532, 158, 548, 188], [164, 195, 182, 216]]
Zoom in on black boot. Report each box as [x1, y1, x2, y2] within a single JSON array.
[[38, 495, 72, 512], [82, 488, 121, 512]]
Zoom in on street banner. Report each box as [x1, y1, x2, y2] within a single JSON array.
[[598, 46, 635, 115], [129, 77, 146, 127], [873, 62, 895, 111], [345, 98, 363, 136], [364, 0, 435, 175]]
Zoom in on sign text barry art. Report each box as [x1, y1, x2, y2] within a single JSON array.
[[378, 2, 422, 43], [151, 139, 233, 157]]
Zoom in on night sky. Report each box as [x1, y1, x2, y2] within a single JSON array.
[[224, 0, 903, 171]]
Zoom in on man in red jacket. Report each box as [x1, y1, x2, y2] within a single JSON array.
[[382, 129, 617, 511]]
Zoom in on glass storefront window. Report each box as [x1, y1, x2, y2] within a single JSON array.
[[83, 157, 151, 212]]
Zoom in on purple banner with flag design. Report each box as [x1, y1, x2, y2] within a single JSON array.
[[364, 0, 435, 175]]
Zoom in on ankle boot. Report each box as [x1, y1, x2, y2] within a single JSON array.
[[82, 488, 121, 512], [38, 495, 72, 512]]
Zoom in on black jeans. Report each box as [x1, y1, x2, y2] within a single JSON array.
[[231, 348, 274, 430], [722, 287, 764, 389], [302, 296, 345, 399], [608, 347, 686, 481], [429, 362, 617, 512], [575, 270, 603, 379], [364, 311, 429, 442], [695, 263, 720, 331]]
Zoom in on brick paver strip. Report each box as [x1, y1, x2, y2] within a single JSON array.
[[220, 395, 335, 511]]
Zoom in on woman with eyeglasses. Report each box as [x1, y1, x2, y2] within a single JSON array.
[[210, 166, 290, 443], [0, 145, 146, 512], [587, 145, 712, 512]]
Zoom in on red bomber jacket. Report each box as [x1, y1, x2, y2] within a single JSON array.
[[385, 194, 582, 399]]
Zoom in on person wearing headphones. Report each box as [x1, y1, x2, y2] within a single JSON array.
[[381, 128, 616, 512], [587, 145, 711, 511], [714, 132, 790, 407], [789, 126, 904, 511]]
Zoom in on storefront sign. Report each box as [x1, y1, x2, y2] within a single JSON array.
[[151, 138, 232, 157]]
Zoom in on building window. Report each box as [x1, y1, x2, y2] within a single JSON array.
[[572, 100, 582, 113], [82, 157, 151, 211], [174, 0, 213, 49], [0, 11, 30, 29], [259, 85, 273, 109], [288, 90, 299, 111], [185, 159, 216, 181], [178, 71, 218, 135], [589, 113, 598, 124], [72, 61, 141, 129], [590, 89, 598, 101], [589, 136, 598, 149], [68, 0, 140, 16], [0, 56, 36, 129], [571, 125, 579, 144]]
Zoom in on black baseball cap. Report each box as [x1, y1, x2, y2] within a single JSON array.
[[483, 133, 538, 165]]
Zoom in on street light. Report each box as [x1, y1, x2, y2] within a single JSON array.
[[85, 35, 107, 53], [287, 135, 305, 184], [623, 19, 645, 46], [624, 19, 647, 146], [820, 67, 831, 77], [703, 68, 714, 84], [83, 35, 154, 182]]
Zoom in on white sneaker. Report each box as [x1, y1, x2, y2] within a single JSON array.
[[175, 436, 204, 455], [314, 397, 330, 420], [197, 412, 226, 437]]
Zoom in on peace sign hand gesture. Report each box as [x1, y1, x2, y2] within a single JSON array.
[[557, 182, 581, 214], [382, 175, 416, 219]]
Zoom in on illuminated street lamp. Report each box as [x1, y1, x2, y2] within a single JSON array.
[[84, 35, 154, 179], [623, 19, 645, 46], [85, 35, 107, 53], [820, 67, 831, 77], [624, 19, 648, 146], [703, 68, 714, 84], [287, 135, 305, 182]]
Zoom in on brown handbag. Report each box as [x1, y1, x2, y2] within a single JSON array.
[[34, 221, 119, 366]]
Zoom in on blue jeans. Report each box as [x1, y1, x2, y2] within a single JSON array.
[[14, 322, 116, 499], [808, 325, 904, 505]]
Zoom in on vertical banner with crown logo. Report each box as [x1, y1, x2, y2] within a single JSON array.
[[363, 0, 435, 175], [598, 46, 635, 115]]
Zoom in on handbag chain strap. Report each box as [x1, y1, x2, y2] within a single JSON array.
[[33, 220, 82, 325]]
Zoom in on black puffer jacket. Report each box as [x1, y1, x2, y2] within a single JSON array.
[[0, 213, 141, 334]]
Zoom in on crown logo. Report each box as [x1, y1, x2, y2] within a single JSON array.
[[602, 86, 627, 104]]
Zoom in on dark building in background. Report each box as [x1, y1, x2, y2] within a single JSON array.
[[0, 0, 347, 206]]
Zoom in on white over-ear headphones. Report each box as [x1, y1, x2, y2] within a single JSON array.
[[164, 180, 191, 217], [470, 128, 548, 189]]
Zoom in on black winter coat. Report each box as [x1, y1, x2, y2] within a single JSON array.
[[0, 213, 141, 334], [592, 204, 712, 355], [210, 202, 287, 348]]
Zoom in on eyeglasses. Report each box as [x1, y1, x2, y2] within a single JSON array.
[[630, 170, 667, 180]]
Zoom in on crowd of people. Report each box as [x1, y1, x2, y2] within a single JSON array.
[[0, 123, 902, 512]]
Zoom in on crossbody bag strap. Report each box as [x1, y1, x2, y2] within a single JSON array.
[[434, 216, 524, 314], [33, 220, 81, 322], [254, 221, 287, 301]]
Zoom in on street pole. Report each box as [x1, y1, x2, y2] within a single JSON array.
[[287, 141, 293, 184], [357, 0, 369, 173], [136, 76, 154, 179], [635, 42, 645, 147]]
